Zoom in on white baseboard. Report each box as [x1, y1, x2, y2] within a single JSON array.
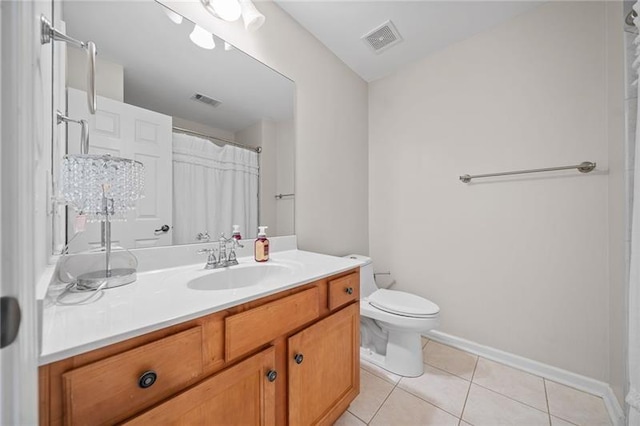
[[424, 330, 626, 426]]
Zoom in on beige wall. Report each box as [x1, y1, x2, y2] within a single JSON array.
[[369, 0, 624, 391], [606, 1, 626, 404], [235, 118, 295, 238], [236, 119, 278, 236], [276, 119, 295, 236], [162, 0, 369, 256]]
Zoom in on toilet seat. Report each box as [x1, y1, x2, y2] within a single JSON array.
[[368, 289, 440, 318]]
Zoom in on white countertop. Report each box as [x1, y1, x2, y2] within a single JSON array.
[[40, 249, 360, 365]]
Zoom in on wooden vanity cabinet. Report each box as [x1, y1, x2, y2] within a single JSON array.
[[288, 303, 359, 425], [124, 347, 277, 426], [39, 268, 360, 426]]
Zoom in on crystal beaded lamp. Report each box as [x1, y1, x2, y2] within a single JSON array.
[[61, 153, 145, 290]]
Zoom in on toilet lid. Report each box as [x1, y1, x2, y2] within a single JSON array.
[[368, 289, 440, 318]]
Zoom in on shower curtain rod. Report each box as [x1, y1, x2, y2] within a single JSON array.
[[172, 126, 262, 153]]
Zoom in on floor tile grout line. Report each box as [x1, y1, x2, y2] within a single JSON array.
[[465, 356, 551, 414], [423, 340, 478, 382], [395, 381, 467, 421], [422, 360, 476, 382], [544, 379, 552, 425], [366, 376, 401, 424], [470, 381, 549, 414], [348, 369, 394, 425], [470, 380, 551, 416], [458, 355, 479, 425], [359, 343, 570, 426], [360, 365, 400, 386], [346, 409, 369, 425], [425, 344, 551, 417], [543, 380, 610, 425], [539, 386, 582, 426]]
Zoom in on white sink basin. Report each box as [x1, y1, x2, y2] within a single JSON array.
[[187, 263, 296, 291]]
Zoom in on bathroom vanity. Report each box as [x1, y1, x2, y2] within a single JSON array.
[[38, 248, 361, 425]]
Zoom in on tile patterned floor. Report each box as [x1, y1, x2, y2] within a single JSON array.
[[334, 339, 612, 426]]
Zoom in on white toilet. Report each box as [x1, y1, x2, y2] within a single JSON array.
[[347, 255, 440, 377]]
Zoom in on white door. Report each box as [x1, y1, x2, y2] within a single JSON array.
[[1, 1, 51, 423], [66, 88, 173, 251]]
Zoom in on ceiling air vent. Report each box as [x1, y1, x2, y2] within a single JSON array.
[[190, 93, 222, 108], [362, 20, 403, 54]]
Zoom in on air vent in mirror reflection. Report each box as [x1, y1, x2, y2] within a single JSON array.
[[190, 93, 222, 108]]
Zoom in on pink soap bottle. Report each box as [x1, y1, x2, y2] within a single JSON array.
[[254, 226, 269, 262]]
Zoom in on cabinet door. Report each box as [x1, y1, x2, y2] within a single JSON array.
[[288, 303, 360, 426], [124, 347, 277, 426]]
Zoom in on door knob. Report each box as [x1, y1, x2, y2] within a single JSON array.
[[345, 287, 354, 295], [154, 225, 170, 234], [294, 353, 304, 364], [0, 296, 21, 349], [266, 370, 277, 382]]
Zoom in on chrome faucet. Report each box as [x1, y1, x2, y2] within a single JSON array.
[[227, 235, 244, 266], [197, 232, 244, 269], [196, 231, 210, 242], [217, 234, 229, 268], [217, 233, 244, 267]]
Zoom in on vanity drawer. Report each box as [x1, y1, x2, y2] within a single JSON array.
[[61, 326, 203, 425], [225, 287, 320, 361], [328, 272, 360, 311]]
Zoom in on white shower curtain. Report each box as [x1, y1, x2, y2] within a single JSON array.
[[172, 132, 259, 245], [630, 4, 640, 423]]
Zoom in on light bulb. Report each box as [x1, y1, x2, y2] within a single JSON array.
[[202, 0, 241, 22], [190, 25, 215, 50], [239, 0, 265, 32], [161, 5, 183, 24], [224, 41, 234, 51]]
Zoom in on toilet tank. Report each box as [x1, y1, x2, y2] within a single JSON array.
[[343, 255, 378, 298]]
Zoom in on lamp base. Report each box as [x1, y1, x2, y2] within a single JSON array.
[[75, 268, 137, 291]]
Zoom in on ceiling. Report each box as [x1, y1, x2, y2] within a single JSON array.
[[275, 0, 543, 82], [63, 1, 294, 133]]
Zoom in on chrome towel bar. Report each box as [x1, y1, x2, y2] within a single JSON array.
[[57, 111, 89, 154], [459, 161, 596, 183], [41, 15, 97, 114]]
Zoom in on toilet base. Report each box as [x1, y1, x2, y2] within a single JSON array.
[[360, 329, 424, 377]]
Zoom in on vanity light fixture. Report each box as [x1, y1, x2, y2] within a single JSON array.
[[239, 0, 265, 32], [201, 0, 242, 22], [190, 24, 216, 49], [161, 5, 183, 25]]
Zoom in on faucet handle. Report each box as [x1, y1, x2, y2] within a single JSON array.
[[196, 231, 210, 242], [197, 247, 217, 269], [230, 238, 244, 249]]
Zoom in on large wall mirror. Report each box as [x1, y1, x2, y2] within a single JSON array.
[[53, 0, 295, 254]]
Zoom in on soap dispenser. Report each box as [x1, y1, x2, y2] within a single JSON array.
[[254, 226, 269, 262], [232, 225, 242, 241]]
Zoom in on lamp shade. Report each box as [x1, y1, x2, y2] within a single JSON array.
[[190, 24, 216, 49], [161, 5, 183, 24], [61, 154, 144, 221], [239, 0, 265, 32]]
